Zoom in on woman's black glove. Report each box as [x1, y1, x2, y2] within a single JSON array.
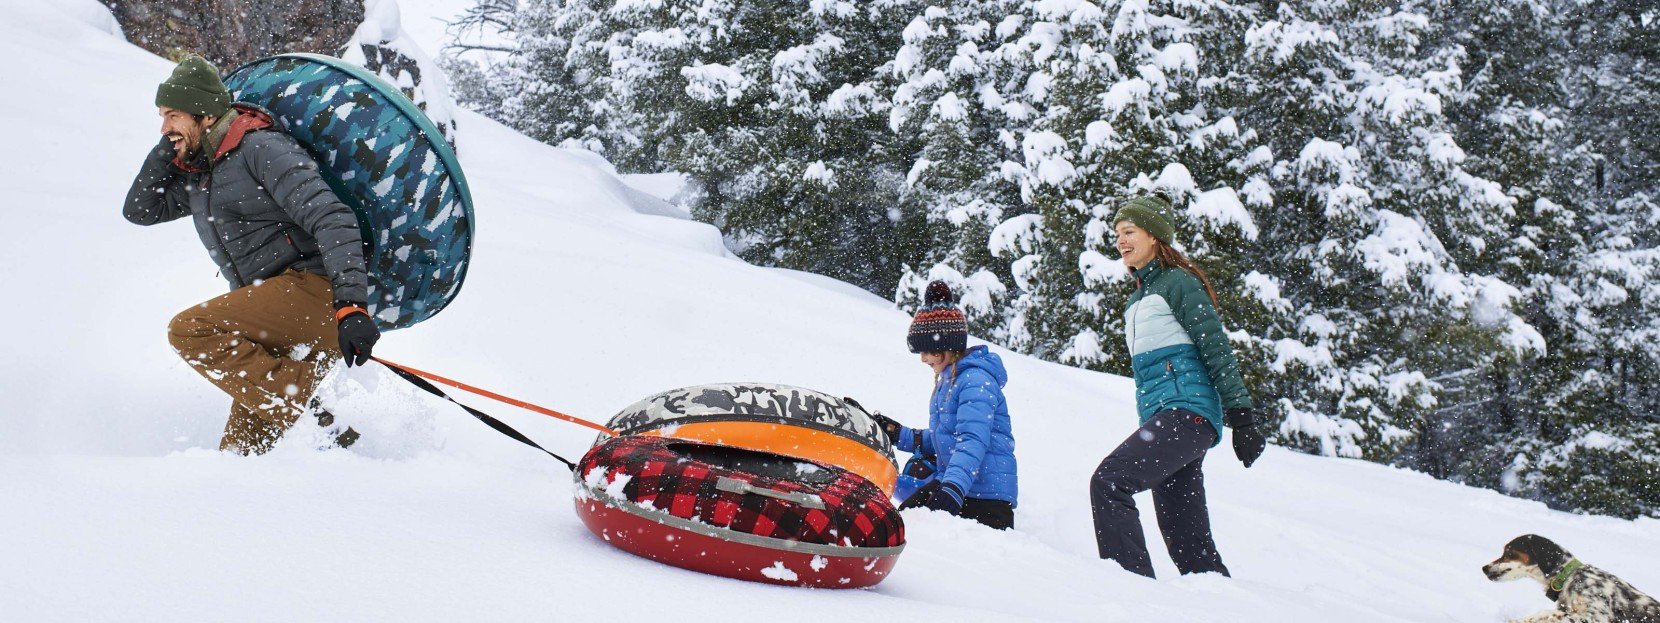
[[870, 412, 907, 443], [925, 481, 965, 514], [1226, 408, 1266, 468], [335, 304, 380, 367]]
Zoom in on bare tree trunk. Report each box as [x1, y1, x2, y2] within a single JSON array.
[[103, 0, 364, 69]]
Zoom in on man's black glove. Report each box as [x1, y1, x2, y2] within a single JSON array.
[[148, 136, 179, 164], [925, 481, 965, 515], [335, 303, 380, 367], [132, 137, 184, 185], [1226, 408, 1266, 468], [869, 412, 907, 443]]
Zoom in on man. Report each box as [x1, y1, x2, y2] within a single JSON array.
[[125, 54, 380, 454]]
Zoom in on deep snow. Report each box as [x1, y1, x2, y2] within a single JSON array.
[[1, 1, 1656, 621]]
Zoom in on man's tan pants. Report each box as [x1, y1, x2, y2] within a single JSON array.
[[168, 269, 339, 454]]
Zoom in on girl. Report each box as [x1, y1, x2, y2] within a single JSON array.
[[872, 281, 1018, 530], [1090, 195, 1267, 578]]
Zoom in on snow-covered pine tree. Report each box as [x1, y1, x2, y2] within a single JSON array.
[[995, 0, 1264, 374], [454, 0, 926, 292], [690, 0, 924, 291], [888, 1, 1035, 340], [443, 0, 609, 153], [1510, 0, 1660, 518], [1410, 0, 1660, 518], [1427, 0, 1572, 496], [1221, 0, 1538, 461], [610, 0, 923, 290]]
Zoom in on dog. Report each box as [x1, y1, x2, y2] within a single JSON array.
[[1483, 534, 1660, 623]]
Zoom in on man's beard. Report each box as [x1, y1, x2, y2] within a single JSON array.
[[170, 127, 206, 158], [181, 132, 203, 156]]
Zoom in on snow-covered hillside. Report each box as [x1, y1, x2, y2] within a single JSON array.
[[1, 2, 1655, 621]]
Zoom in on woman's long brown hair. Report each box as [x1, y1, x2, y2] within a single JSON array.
[[1154, 241, 1219, 307]]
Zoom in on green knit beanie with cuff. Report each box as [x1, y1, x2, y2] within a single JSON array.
[[155, 55, 231, 118], [1114, 195, 1178, 244]]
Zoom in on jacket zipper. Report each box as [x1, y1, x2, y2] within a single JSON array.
[[1128, 298, 1137, 355], [1128, 276, 1143, 357], [199, 172, 245, 287]]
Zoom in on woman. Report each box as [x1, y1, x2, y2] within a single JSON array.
[[872, 280, 1018, 530], [1090, 194, 1267, 578]]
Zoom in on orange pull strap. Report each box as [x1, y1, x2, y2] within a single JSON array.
[[372, 357, 617, 436]]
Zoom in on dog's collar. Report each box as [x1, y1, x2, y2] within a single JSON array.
[[1550, 558, 1584, 592]]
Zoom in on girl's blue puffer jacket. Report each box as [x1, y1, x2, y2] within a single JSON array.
[[895, 345, 1018, 505]]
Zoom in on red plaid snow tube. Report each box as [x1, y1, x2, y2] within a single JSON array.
[[573, 435, 905, 587]]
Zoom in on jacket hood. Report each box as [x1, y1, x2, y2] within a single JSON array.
[[956, 345, 1008, 387]]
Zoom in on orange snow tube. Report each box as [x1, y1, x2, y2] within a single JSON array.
[[598, 384, 899, 494]]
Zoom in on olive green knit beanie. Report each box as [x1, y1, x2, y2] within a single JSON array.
[[1114, 195, 1178, 244], [155, 55, 231, 118]]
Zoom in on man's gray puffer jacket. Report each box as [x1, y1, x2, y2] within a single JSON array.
[[124, 105, 369, 305]]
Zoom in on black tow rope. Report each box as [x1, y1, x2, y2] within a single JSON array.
[[380, 363, 578, 470]]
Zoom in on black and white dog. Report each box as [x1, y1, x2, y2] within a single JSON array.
[[1484, 534, 1660, 623]]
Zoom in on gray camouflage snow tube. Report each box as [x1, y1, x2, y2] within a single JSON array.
[[599, 383, 899, 494]]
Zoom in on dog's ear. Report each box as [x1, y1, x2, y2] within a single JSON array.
[[1512, 534, 1569, 575], [1497, 535, 1531, 565]]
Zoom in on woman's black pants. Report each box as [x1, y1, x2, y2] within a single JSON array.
[[1090, 409, 1229, 578]]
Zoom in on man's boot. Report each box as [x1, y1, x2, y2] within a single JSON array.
[[311, 403, 360, 449]]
